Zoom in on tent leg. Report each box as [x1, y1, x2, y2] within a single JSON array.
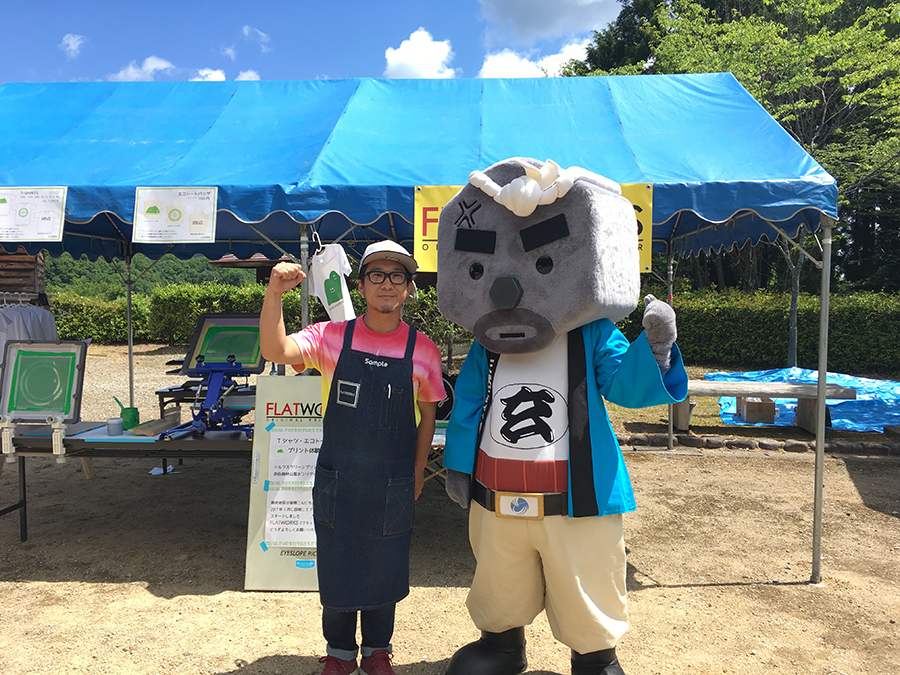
[[811, 217, 835, 584], [126, 253, 135, 408], [667, 249, 675, 451]]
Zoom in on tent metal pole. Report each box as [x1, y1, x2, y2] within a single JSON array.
[[811, 215, 835, 584], [667, 247, 675, 450], [126, 251, 135, 408]]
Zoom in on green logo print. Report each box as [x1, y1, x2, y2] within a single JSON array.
[[167, 208, 183, 222], [323, 271, 343, 306], [145, 205, 160, 215]]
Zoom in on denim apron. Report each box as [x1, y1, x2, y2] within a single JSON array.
[[312, 318, 419, 611]]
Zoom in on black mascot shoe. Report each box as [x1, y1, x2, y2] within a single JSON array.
[[445, 627, 527, 675], [571, 648, 625, 675]]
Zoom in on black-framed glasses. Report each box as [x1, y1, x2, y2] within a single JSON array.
[[363, 270, 410, 285]]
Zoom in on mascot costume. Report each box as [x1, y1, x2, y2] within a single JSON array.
[[437, 158, 688, 675]]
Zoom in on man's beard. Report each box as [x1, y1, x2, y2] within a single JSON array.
[[372, 299, 401, 314]]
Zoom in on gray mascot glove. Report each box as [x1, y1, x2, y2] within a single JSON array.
[[642, 294, 677, 375], [445, 469, 472, 509]]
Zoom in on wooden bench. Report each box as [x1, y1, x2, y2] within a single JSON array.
[[673, 380, 857, 435]]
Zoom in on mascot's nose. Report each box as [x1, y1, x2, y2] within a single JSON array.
[[489, 277, 523, 310]]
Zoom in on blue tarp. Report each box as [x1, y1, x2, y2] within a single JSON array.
[[707, 368, 900, 433], [0, 74, 837, 262]]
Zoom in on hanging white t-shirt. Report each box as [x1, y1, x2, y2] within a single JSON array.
[[308, 244, 356, 323]]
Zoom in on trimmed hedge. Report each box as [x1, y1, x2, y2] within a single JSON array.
[[618, 290, 900, 376], [49, 287, 900, 377], [51, 292, 153, 343]]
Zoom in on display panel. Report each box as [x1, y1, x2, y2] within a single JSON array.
[[0, 341, 87, 423]]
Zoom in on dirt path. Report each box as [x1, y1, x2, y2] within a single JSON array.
[[1, 345, 898, 674]]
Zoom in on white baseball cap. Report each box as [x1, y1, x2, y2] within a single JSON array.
[[360, 240, 418, 275]]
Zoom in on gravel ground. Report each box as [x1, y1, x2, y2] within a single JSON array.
[[2, 344, 898, 675]]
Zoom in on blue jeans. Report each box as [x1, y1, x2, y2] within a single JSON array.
[[323, 604, 395, 660]]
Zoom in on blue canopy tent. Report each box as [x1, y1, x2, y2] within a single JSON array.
[[0, 74, 839, 581], [1, 74, 836, 259]]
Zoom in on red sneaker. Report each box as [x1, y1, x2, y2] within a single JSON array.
[[318, 654, 359, 675], [360, 650, 395, 675]]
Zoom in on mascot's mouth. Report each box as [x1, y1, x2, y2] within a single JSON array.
[[489, 326, 533, 340], [474, 309, 555, 354]]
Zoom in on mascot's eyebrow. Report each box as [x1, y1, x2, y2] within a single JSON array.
[[520, 214, 569, 252], [455, 228, 496, 254]]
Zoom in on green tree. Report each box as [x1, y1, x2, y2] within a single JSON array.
[[45, 252, 257, 299], [648, 0, 900, 291], [568, 1, 900, 293], [562, 0, 659, 75]]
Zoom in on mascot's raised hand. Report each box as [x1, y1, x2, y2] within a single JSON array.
[[641, 294, 677, 375]]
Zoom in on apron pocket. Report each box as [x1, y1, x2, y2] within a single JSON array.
[[379, 387, 405, 429], [313, 466, 338, 529], [383, 475, 415, 535]]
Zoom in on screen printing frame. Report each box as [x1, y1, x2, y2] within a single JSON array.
[[0, 340, 88, 424], [182, 313, 266, 377]]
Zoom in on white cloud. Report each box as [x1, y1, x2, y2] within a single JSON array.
[[384, 28, 457, 79], [479, 0, 618, 44], [242, 25, 272, 53], [479, 40, 589, 78], [108, 56, 176, 82], [59, 33, 86, 60], [479, 50, 544, 78], [221, 45, 237, 61], [236, 70, 261, 81], [191, 68, 226, 82], [536, 40, 590, 76]]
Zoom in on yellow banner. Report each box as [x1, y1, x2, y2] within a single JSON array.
[[414, 183, 653, 273], [414, 185, 464, 273], [620, 183, 653, 273]]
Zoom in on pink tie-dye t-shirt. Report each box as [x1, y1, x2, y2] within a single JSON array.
[[288, 318, 445, 418]]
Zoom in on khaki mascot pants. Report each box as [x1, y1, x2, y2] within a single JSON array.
[[466, 502, 628, 654]]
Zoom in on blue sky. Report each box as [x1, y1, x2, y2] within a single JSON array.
[[0, 0, 622, 83]]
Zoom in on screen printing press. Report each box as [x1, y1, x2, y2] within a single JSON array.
[[0, 314, 263, 541], [1, 313, 452, 543]]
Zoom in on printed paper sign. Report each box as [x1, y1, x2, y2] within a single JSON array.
[[0, 187, 67, 242], [245, 374, 323, 591], [264, 428, 321, 547], [133, 187, 217, 243]]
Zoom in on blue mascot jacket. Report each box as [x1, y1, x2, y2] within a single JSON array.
[[443, 319, 688, 517]]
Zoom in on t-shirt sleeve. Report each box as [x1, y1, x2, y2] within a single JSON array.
[[287, 321, 330, 372], [413, 333, 446, 403]]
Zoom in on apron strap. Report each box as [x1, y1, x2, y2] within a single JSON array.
[[403, 324, 417, 360], [341, 318, 357, 350]]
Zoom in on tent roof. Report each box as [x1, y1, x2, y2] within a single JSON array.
[[0, 74, 837, 261]]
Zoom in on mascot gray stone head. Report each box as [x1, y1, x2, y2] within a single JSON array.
[[437, 157, 639, 354]]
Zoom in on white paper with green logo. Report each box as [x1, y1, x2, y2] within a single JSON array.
[[133, 187, 218, 243], [0, 187, 67, 242]]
